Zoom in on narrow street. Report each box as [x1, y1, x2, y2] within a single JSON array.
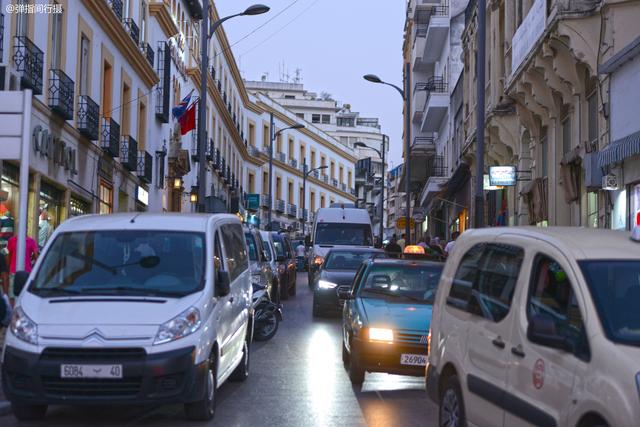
[[2, 274, 437, 427]]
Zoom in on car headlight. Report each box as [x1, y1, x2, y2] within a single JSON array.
[[10, 306, 38, 345], [369, 327, 394, 343], [154, 307, 201, 345], [318, 280, 338, 289], [313, 255, 324, 266]]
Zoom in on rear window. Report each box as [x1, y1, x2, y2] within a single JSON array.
[[358, 263, 443, 304], [245, 232, 259, 261], [315, 222, 373, 246], [324, 251, 382, 270]]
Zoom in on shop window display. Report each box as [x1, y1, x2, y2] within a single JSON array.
[[70, 197, 91, 217], [39, 182, 63, 250], [0, 164, 19, 256]]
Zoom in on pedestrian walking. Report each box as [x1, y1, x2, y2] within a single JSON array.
[[397, 233, 407, 251], [384, 236, 402, 259], [295, 241, 307, 271], [444, 231, 460, 257]]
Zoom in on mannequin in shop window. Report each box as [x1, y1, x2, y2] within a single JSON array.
[[38, 205, 53, 250], [0, 195, 15, 256]]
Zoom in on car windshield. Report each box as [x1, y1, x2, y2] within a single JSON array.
[[358, 263, 443, 304], [579, 260, 640, 346], [324, 251, 382, 271], [272, 236, 287, 258], [245, 232, 259, 261], [30, 230, 205, 298], [315, 223, 373, 246], [262, 240, 273, 261]]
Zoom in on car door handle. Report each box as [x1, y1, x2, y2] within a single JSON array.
[[511, 345, 526, 358], [491, 337, 506, 349]]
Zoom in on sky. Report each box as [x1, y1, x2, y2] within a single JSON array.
[[216, 0, 407, 167]]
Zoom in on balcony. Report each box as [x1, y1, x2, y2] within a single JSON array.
[[420, 5, 449, 64], [155, 42, 170, 123], [412, 136, 436, 154], [77, 95, 99, 140], [225, 166, 231, 184], [123, 18, 139, 45], [137, 150, 153, 184], [412, 82, 429, 124], [331, 178, 338, 188], [289, 158, 297, 168], [419, 156, 448, 207], [260, 194, 270, 208], [213, 148, 221, 169], [141, 42, 154, 67], [312, 170, 319, 179], [101, 117, 120, 158], [287, 203, 297, 217], [297, 208, 308, 221], [120, 135, 138, 171], [108, 0, 123, 21], [220, 157, 226, 178], [248, 145, 262, 157], [341, 183, 347, 192], [275, 199, 285, 213], [420, 76, 449, 132], [206, 139, 214, 162], [13, 36, 43, 94], [48, 69, 74, 120], [277, 152, 286, 163], [350, 188, 357, 196]]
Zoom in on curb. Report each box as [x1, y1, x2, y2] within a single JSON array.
[[0, 400, 11, 417]]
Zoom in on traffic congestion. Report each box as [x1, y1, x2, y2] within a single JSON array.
[[2, 204, 639, 426]]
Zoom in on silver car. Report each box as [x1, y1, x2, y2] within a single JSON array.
[[244, 227, 275, 302]]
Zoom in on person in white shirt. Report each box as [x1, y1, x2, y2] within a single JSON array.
[[444, 231, 460, 256]]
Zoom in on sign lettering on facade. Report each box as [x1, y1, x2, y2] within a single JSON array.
[[489, 166, 517, 187], [484, 174, 505, 191], [32, 125, 78, 175], [511, 0, 546, 76]]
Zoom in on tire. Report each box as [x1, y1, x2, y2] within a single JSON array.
[[11, 402, 47, 421], [185, 354, 217, 421], [229, 339, 250, 382], [348, 341, 365, 385], [439, 374, 466, 427], [254, 310, 279, 341]]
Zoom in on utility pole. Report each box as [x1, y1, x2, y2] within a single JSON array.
[[379, 135, 387, 245], [267, 112, 274, 229], [404, 62, 412, 243], [196, 0, 209, 213], [301, 158, 307, 233], [475, 0, 486, 228]]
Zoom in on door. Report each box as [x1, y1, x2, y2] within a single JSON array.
[[446, 242, 525, 427], [213, 230, 234, 374], [504, 249, 588, 427]]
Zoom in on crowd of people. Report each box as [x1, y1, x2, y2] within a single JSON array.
[[383, 231, 460, 260]]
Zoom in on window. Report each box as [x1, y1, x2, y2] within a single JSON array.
[[284, 95, 295, 99], [321, 114, 330, 124], [16, 0, 28, 36], [214, 231, 222, 276], [339, 166, 344, 184], [99, 181, 113, 214], [448, 243, 524, 322], [288, 181, 294, 203], [348, 170, 352, 188], [312, 114, 320, 124], [245, 232, 259, 261], [320, 195, 325, 209], [249, 123, 255, 146], [299, 145, 305, 165], [262, 172, 268, 195], [330, 161, 335, 180], [587, 192, 598, 228], [540, 128, 548, 177], [248, 173, 255, 193], [311, 150, 316, 168], [121, 81, 131, 135], [587, 92, 598, 148], [138, 99, 147, 150], [310, 191, 316, 212], [263, 124, 269, 148], [50, 2, 63, 69], [276, 177, 282, 199], [79, 36, 90, 95], [140, 1, 147, 42], [288, 138, 294, 160], [296, 113, 304, 119], [102, 61, 113, 118], [529, 255, 589, 359], [337, 117, 354, 127], [562, 115, 571, 154], [220, 223, 248, 281]]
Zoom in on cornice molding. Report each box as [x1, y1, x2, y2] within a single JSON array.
[[149, 1, 180, 39]]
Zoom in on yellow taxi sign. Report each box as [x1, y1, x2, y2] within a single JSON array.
[[403, 245, 425, 255]]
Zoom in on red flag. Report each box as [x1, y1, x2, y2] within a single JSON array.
[[179, 100, 197, 135]]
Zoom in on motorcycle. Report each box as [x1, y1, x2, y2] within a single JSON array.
[[252, 283, 283, 341]]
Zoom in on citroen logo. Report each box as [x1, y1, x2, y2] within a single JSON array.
[[84, 328, 107, 341]]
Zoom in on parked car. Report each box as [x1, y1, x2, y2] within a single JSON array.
[[260, 230, 281, 303], [340, 258, 443, 384], [2, 213, 252, 422], [244, 226, 275, 303], [270, 232, 297, 300], [312, 248, 384, 317], [427, 227, 640, 427]]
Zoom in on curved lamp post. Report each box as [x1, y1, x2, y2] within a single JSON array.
[[301, 163, 328, 233], [355, 135, 387, 246]]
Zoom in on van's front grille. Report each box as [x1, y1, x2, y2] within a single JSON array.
[[41, 347, 146, 362], [41, 376, 142, 398]]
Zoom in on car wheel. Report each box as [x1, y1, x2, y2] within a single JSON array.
[[230, 339, 250, 382], [348, 341, 365, 385], [439, 374, 466, 427], [185, 353, 217, 421], [11, 402, 47, 421], [254, 309, 279, 341]]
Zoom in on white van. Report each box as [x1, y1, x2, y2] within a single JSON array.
[[308, 206, 374, 283], [2, 213, 252, 421]]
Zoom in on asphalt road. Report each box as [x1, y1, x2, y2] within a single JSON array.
[[1, 274, 437, 426]]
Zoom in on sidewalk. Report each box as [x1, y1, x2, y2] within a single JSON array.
[[0, 329, 13, 416]]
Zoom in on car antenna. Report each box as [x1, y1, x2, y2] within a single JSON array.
[[130, 213, 142, 224]]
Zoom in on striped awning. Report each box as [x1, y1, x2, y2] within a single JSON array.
[[598, 129, 640, 167]]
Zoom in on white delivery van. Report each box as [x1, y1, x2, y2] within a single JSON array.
[[2, 213, 252, 422], [307, 205, 374, 284]]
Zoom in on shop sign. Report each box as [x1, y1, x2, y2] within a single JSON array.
[[489, 166, 516, 187], [32, 125, 77, 175], [397, 216, 415, 229], [484, 174, 505, 191], [511, 0, 546, 76], [168, 39, 188, 81], [136, 186, 149, 206], [246, 193, 260, 210]]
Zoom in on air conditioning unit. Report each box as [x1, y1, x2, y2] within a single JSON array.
[[602, 174, 618, 191]]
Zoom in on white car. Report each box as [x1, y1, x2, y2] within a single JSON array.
[[2, 213, 252, 421], [427, 226, 640, 427]]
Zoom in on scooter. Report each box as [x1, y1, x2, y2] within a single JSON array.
[[252, 283, 283, 341]]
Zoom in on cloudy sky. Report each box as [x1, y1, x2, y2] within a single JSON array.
[[217, 0, 407, 167]]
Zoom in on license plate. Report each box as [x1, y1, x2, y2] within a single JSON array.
[[61, 364, 123, 379], [400, 353, 427, 366]]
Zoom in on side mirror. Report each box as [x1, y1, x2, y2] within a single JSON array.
[[338, 288, 353, 300], [216, 270, 231, 297], [527, 314, 573, 352], [262, 250, 269, 262], [13, 271, 29, 296]]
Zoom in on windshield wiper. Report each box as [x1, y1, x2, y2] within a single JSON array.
[[79, 286, 185, 298]]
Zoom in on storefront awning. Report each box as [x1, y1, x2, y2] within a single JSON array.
[[598, 129, 640, 167], [441, 162, 470, 199]]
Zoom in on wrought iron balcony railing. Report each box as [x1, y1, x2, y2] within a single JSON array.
[[123, 18, 139, 45], [260, 194, 270, 208], [77, 95, 99, 140], [155, 41, 170, 123], [341, 183, 347, 192], [206, 139, 214, 162], [141, 42, 154, 67], [332, 178, 339, 187], [108, 0, 123, 21], [287, 203, 297, 217], [213, 148, 221, 170], [137, 150, 153, 184], [275, 199, 285, 212], [220, 157, 226, 177], [289, 158, 297, 168], [48, 69, 74, 120], [101, 117, 120, 158], [13, 35, 43, 94], [120, 135, 138, 171], [277, 152, 286, 163], [225, 165, 231, 184]]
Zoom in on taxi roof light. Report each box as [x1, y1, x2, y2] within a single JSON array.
[[403, 245, 425, 255]]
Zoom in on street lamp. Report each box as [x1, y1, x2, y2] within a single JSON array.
[[355, 134, 387, 246], [267, 115, 305, 230], [363, 72, 411, 243], [301, 160, 328, 233], [197, 4, 270, 212]]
